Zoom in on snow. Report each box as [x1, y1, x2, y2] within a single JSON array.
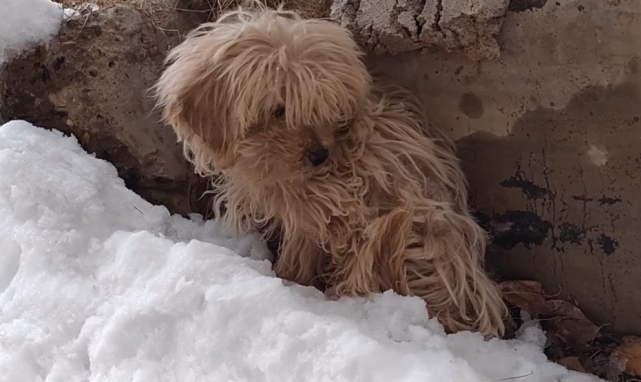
[[0, 120, 605, 382], [0, 0, 63, 64], [62, 3, 100, 20]]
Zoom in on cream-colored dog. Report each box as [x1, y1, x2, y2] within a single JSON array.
[[154, 4, 508, 337]]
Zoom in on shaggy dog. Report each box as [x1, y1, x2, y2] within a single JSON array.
[[153, 5, 508, 337]]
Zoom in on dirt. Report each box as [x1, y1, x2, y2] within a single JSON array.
[[55, 0, 332, 20], [57, 0, 122, 8], [0, 3, 211, 215], [501, 279, 640, 382]]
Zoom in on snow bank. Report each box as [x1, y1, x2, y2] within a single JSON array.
[[0, 120, 603, 382], [0, 0, 63, 64]]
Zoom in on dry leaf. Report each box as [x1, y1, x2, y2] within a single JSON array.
[[546, 299, 590, 321], [558, 356, 586, 373], [499, 280, 551, 315], [611, 336, 641, 376], [547, 299, 601, 346], [550, 316, 601, 346], [565, 295, 580, 308]]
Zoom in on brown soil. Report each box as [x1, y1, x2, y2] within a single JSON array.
[[56, 0, 122, 8], [55, 0, 331, 20]]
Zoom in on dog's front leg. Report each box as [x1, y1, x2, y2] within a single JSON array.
[[329, 203, 413, 299], [274, 234, 327, 291]]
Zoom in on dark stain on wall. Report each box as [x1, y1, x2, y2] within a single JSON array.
[[508, 0, 549, 13], [596, 234, 619, 255], [571, 195, 622, 206], [476, 210, 554, 250], [459, 92, 484, 119], [457, 82, 641, 333], [558, 222, 585, 245], [598, 196, 622, 206], [500, 173, 552, 200]]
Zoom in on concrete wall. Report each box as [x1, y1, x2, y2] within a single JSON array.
[[368, 0, 641, 334]]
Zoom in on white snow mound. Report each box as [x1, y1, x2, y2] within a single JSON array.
[[0, 0, 63, 64], [0, 120, 604, 382]]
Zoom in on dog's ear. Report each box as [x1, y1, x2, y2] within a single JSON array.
[[153, 26, 238, 162], [169, 77, 230, 154], [154, 63, 229, 154]]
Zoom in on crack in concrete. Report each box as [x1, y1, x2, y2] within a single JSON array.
[[434, 0, 443, 32], [414, 0, 427, 37], [394, 0, 417, 42]]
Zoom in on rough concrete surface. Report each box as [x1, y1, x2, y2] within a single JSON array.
[[369, 0, 641, 335], [0, 4, 210, 216], [330, 0, 510, 60]]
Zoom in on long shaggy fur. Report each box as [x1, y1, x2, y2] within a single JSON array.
[[153, 3, 509, 337]]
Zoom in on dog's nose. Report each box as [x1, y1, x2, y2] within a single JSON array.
[[307, 145, 329, 167]]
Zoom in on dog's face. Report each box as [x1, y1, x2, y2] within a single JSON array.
[[155, 7, 371, 186]]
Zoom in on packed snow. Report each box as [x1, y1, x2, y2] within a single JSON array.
[[0, 121, 605, 382], [0, 0, 63, 64]]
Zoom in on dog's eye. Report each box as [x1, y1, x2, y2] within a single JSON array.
[[272, 106, 286, 120], [336, 114, 353, 127], [335, 119, 350, 136]]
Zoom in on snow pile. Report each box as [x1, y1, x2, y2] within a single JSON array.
[[62, 2, 100, 20], [0, 0, 63, 64], [0, 120, 604, 382]]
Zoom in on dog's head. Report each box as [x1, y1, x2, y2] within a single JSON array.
[[154, 5, 371, 185]]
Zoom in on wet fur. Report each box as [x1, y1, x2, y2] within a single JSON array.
[[153, 4, 508, 337]]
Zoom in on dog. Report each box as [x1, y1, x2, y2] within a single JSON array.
[[153, 4, 509, 337]]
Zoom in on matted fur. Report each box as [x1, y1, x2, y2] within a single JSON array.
[[153, 3, 509, 337]]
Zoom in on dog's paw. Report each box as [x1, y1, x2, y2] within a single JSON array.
[[324, 286, 339, 301], [281, 279, 296, 287]]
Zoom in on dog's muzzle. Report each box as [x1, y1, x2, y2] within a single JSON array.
[[307, 143, 329, 167]]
